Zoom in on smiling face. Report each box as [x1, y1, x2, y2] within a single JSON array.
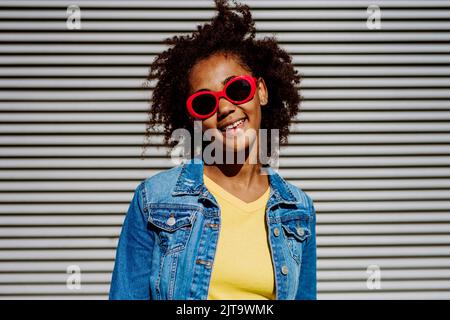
[[187, 52, 268, 154]]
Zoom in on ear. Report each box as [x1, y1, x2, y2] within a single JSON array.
[[257, 77, 269, 106]]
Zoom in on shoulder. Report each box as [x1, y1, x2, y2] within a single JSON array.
[[135, 163, 184, 203], [283, 179, 316, 216], [143, 163, 183, 187]]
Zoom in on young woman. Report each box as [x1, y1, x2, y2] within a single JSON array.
[[110, 0, 317, 300]]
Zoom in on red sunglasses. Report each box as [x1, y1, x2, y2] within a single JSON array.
[[186, 75, 258, 120]]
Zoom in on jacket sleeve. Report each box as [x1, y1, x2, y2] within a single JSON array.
[[295, 195, 317, 300], [109, 181, 155, 300]]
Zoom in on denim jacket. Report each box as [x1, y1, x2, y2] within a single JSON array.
[[109, 158, 317, 300]]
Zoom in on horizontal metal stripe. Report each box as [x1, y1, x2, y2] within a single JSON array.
[[3, 21, 450, 31], [0, 250, 116, 260], [284, 144, 450, 156], [0, 261, 114, 272], [319, 280, 450, 291], [4, 66, 450, 77], [317, 265, 450, 282], [10, 111, 450, 122], [318, 258, 450, 269], [0, 182, 141, 191], [4, 78, 450, 88], [1, 222, 450, 234], [0, 216, 123, 225], [1, 145, 449, 157], [1, 190, 447, 202], [2, 133, 450, 145], [318, 213, 450, 223], [300, 66, 450, 76], [298, 100, 450, 110], [1, 100, 448, 111], [0, 259, 445, 273], [2, 235, 450, 248], [1, 246, 450, 260], [1, 157, 450, 168], [0, 67, 149, 77], [318, 292, 450, 299], [2, 9, 450, 20], [0, 290, 427, 299], [0, 169, 162, 180], [2, 201, 450, 214], [319, 235, 450, 246], [0, 101, 149, 110], [0, 204, 128, 215], [0, 284, 109, 294], [1, 269, 449, 283], [295, 179, 450, 189], [1, 123, 450, 134], [2, 178, 450, 191], [318, 247, 450, 257], [4, 226, 450, 238], [0, 238, 118, 249], [2, 55, 450, 65], [2, 215, 450, 231], [0, 193, 137, 202], [316, 202, 450, 212], [0, 158, 178, 168], [1, 293, 445, 300], [0, 295, 107, 300], [2, 258, 449, 272], [0, 227, 122, 237], [1, 0, 449, 8], [3, 89, 450, 100], [1, 221, 449, 235], [0, 273, 112, 283], [320, 224, 450, 234], [2, 44, 450, 54], [0, 168, 448, 180], [0, 213, 449, 226], [282, 168, 450, 178], [1, 32, 449, 42]]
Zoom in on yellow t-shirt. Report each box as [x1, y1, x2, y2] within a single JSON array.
[[203, 173, 275, 300]]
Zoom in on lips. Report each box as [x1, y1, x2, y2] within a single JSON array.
[[220, 117, 248, 137], [218, 117, 247, 132]]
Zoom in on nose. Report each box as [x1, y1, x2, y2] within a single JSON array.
[[216, 96, 236, 122]]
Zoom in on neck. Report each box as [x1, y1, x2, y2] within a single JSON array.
[[203, 140, 268, 189]]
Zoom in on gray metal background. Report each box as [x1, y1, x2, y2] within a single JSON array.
[[1, 0, 450, 299]]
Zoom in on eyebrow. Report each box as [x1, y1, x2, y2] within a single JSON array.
[[193, 75, 236, 94]]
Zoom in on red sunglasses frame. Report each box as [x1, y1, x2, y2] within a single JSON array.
[[186, 75, 258, 120]]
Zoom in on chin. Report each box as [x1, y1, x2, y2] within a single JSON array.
[[225, 143, 249, 153], [222, 135, 255, 157]]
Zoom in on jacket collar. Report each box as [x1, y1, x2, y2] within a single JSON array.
[[172, 158, 299, 206]]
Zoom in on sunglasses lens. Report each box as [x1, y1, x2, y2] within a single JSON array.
[[226, 78, 252, 102], [191, 93, 217, 116]]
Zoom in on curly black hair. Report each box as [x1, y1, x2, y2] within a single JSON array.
[[141, 0, 301, 160]]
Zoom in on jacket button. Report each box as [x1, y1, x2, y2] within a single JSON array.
[[273, 228, 280, 237], [281, 265, 289, 275], [296, 227, 305, 237], [167, 216, 176, 226]]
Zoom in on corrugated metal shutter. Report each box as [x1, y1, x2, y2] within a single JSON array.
[[1, 0, 449, 300]]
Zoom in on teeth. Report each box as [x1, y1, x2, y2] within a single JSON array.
[[223, 119, 245, 131]]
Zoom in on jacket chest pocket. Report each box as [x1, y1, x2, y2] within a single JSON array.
[[147, 204, 198, 255], [280, 211, 312, 265]]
